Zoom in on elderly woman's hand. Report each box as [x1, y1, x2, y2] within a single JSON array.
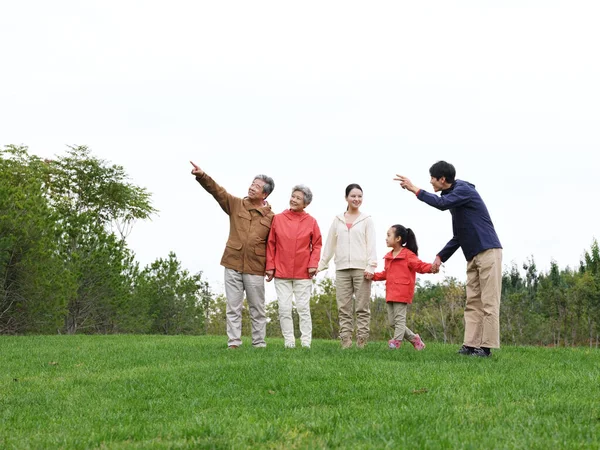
[[265, 270, 275, 282], [308, 268, 317, 277]]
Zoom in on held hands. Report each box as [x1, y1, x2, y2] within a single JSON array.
[[308, 268, 317, 278], [190, 161, 204, 177], [393, 174, 419, 194], [265, 270, 274, 282], [364, 271, 373, 280], [431, 255, 442, 274]]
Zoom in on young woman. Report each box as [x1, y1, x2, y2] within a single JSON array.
[[318, 184, 377, 349]]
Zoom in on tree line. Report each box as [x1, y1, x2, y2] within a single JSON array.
[[2, 146, 599, 346]]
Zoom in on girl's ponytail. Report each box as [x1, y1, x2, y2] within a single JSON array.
[[405, 228, 419, 256], [392, 224, 419, 256]]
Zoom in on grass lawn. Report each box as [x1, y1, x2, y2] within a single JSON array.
[[1, 335, 599, 449]]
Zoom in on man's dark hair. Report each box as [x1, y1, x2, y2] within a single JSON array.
[[429, 161, 456, 183]]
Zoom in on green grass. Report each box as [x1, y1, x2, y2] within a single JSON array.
[[1, 335, 599, 449]]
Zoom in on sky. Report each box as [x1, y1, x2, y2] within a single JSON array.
[[1, 1, 599, 301]]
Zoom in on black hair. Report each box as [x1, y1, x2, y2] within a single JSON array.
[[345, 183, 363, 197], [391, 224, 419, 255], [429, 161, 456, 184]]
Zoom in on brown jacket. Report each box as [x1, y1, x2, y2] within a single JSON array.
[[196, 173, 274, 276]]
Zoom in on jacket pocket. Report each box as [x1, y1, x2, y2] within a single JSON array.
[[260, 217, 272, 228], [226, 240, 243, 251], [222, 240, 243, 268], [237, 210, 252, 221], [246, 245, 267, 273]]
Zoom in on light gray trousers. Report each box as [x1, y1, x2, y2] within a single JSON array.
[[224, 268, 267, 347]]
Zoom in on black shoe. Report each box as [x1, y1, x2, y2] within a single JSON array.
[[458, 345, 475, 355], [471, 347, 491, 357]]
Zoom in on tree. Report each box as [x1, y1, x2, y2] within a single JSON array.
[[42, 146, 156, 334], [133, 252, 209, 335], [0, 145, 70, 333], [310, 278, 338, 339]]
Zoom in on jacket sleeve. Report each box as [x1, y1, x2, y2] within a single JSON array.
[[266, 216, 277, 272], [317, 219, 337, 272], [407, 251, 433, 274], [438, 236, 460, 263], [195, 172, 238, 216], [308, 218, 322, 268], [364, 217, 378, 274], [416, 184, 471, 211], [372, 268, 386, 281]]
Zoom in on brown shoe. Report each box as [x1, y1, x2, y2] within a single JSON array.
[[341, 337, 352, 349], [228, 345, 239, 349], [357, 336, 368, 349]]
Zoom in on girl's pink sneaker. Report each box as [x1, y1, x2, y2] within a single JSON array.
[[388, 339, 401, 349], [411, 334, 426, 351]]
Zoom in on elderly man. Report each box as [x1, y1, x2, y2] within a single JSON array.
[[191, 161, 275, 349], [396, 161, 502, 357]]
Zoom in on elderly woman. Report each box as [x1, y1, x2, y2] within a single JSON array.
[[266, 185, 322, 349]]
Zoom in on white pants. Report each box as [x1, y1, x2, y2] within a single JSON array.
[[274, 278, 313, 347], [224, 268, 266, 348]]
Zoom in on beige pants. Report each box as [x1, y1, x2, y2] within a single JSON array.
[[224, 268, 267, 348], [274, 278, 313, 347], [335, 269, 372, 340], [386, 302, 416, 342], [465, 248, 502, 349]]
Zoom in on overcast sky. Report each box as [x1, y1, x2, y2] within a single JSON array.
[[2, 1, 598, 300]]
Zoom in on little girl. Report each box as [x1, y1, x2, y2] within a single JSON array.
[[368, 224, 436, 350]]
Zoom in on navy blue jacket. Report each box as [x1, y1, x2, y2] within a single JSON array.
[[416, 180, 502, 262]]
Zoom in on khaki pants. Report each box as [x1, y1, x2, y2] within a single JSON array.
[[386, 302, 416, 342], [274, 278, 313, 348], [224, 268, 267, 348], [465, 248, 502, 349], [336, 269, 372, 340]]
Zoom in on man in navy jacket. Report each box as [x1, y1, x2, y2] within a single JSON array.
[[396, 161, 502, 357]]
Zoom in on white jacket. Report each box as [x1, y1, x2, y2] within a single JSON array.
[[317, 212, 377, 274]]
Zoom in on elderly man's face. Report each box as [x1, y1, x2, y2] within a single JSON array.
[[248, 178, 267, 201]]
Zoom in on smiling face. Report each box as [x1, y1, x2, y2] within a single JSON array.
[[248, 178, 267, 201], [385, 227, 401, 248], [289, 190, 306, 212], [346, 188, 363, 210]]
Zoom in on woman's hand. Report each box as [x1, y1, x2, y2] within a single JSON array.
[[265, 270, 274, 282], [364, 271, 373, 280], [308, 268, 317, 277]]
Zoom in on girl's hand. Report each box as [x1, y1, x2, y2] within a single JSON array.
[[431, 255, 442, 273]]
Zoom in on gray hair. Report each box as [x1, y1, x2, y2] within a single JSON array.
[[254, 174, 275, 196], [292, 184, 313, 206]]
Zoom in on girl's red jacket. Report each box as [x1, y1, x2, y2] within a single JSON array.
[[372, 248, 433, 303]]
